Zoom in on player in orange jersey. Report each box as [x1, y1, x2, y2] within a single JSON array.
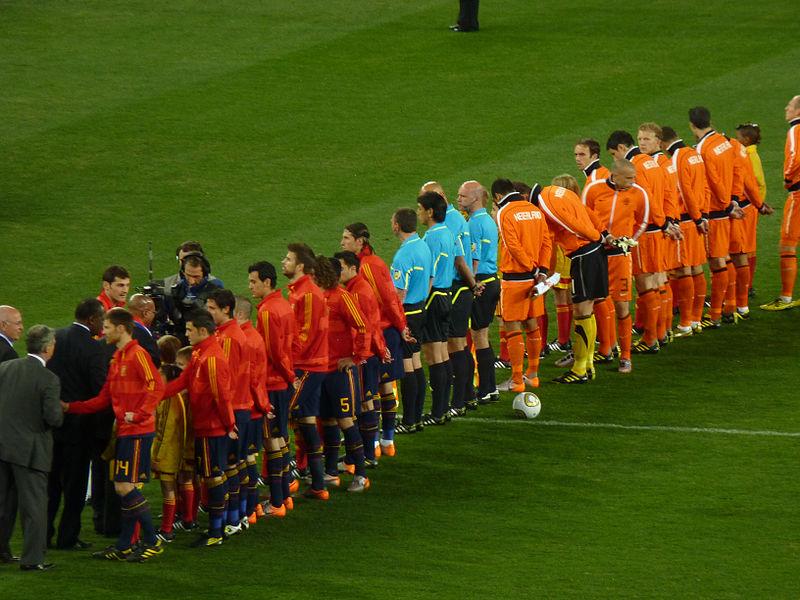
[[761, 95, 800, 310], [575, 138, 611, 188]]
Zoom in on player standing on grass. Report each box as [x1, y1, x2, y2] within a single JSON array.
[[65, 308, 164, 562]]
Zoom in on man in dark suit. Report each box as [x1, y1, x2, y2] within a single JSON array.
[[451, 0, 479, 32], [128, 293, 160, 367], [0, 305, 23, 364], [46, 299, 107, 550], [0, 325, 63, 571]]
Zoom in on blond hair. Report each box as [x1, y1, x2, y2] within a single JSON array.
[[551, 174, 580, 195]]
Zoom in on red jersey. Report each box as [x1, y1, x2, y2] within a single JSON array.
[[323, 286, 371, 371], [215, 319, 251, 412], [240, 320, 270, 417], [97, 290, 125, 312], [287, 274, 329, 373], [535, 184, 602, 255], [582, 179, 649, 239], [357, 247, 407, 332], [256, 290, 295, 391], [345, 273, 387, 359], [668, 141, 709, 220], [696, 130, 736, 213], [164, 335, 234, 437], [68, 339, 163, 437]]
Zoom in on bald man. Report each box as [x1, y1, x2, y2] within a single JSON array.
[[0, 306, 23, 364], [128, 294, 160, 367]]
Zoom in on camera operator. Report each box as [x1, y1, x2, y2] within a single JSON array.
[[161, 253, 223, 344], [163, 241, 224, 290]]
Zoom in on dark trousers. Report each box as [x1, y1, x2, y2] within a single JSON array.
[[458, 0, 480, 29], [47, 439, 91, 547], [90, 438, 120, 536], [0, 459, 48, 565]]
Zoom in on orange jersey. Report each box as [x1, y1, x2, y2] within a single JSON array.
[[582, 160, 611, 190], [652, 152, 680, 220], [668, 141, 709, 220], [496, 192, 551, 276], [785, 117, 800, 191], [582, 179, 649, 239], [695, 130, 736, 213], [287, 274, 329, 372], [730, 137, 763, 208], [535, 184, 601, 255], [627, 148, 666, 227]]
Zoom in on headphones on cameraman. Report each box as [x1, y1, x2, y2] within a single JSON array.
[[179, 251, 211, 278]]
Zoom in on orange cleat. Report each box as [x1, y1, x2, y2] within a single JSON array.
[[302, 487, 330, 501], [248, 512, 258, 525], [380, 442, 396, 457], [374, 444, 381, 459], [283, 497, 294, 511], [288, 479, 299, 495], [255, 502, 265, 518], [264, 502, 287, 518], [523, 374, 540, 389]]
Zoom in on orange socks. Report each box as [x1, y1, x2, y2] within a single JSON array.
[[780, 253, 797, 298], [499, 323, 510, 361], [748, 254, 756, 290], [723, 261, 736, 314], [735, 264, 750, 310], [657, 285, 670, 340], [594, 298, 613, 356], [638, 289, 660, 345], [617, 314, 632, 360], [524, 328, 541, 377], [507, 330, 525, 384], [692, 272, 707, 323], [709, 267, 728, 320], [675, 275, 694, 328]]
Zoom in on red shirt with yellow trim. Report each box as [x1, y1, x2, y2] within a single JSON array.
[[345, 273, 387, 359], [68, 339, 163, 437], [215, 319, 251, 412], [256, 290, 295, 391], [357, 247, 407, 332], [324, 286, 371, 372], [164, 335, 234, 437], [97, 290, 125, 312], [287, 274, 329, 373], [240, 320, 270, 417]]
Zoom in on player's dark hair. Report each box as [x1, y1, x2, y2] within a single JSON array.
[[334, 251, 360, 271], [688, 106, 711, 129], [606, 130, 635, 151], [160, 363, 183, 382], [490, 178, 516, 198], [207, 288, 236, 317], [234, 295, 252, 319], [313, 255, 340, 290], [74, 298, 104, 322], [736, 123, 761, 145], [187, 309, 216, 334], [102, 265, 130, 284], [104, 307, 134, 333], [661, 126, 679, 143], [417, 191, 447, 223], [176, 240, 204, 257], [345, 222, 372, 250], [393, 208, 417, 233], [157, 334, 182, 365], [577, 138, 601, 157], [512, 181, 531, 197], [287, 243, 317, 274], [248, 261, 277, 288], [181, 253, 211, 276]]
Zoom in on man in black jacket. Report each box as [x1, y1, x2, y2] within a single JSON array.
[[0, 305, 23, 364], [128, 294, 160, 367], [46, 299, 107, 550], [0, 325, 63, 571]]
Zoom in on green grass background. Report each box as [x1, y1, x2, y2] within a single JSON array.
[[1, 1, 798, 598]]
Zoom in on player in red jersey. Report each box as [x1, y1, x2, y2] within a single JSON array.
[[341, 223, 408, 457], [282, 243, 330, 500], [249, 261, 296, 514], [97, 265, 130, 312], [163, 310, 236, 547], [65, 308, 164, 562]]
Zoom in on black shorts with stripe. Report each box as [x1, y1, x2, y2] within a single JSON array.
[[228, 409, 251, 464], [420, 288, 451, 344], [402, 302, 424, 358], [470, 274, 500, 330], [320, 366, 361, 419], [268, 387, 291, 439], [195, 435, 228, 480], [114, 434, 154, 484], [289, 369, 328, 419], [448, 282, 474, 338], [569, 241, 608, 303], [380, 326, 404, 382]]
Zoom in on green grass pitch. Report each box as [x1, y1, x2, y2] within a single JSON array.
[[1, 1, 799, 597]]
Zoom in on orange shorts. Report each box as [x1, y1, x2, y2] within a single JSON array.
[[706, 217, 730, 259], [679, 221, 706, 267], [728, 212, 748, 255], [662, 236, 681, 271], [500, 280, 545, 322], [632, 230, 663, 275], [607, 254, 632, 302], [780, 191, 800, 246]]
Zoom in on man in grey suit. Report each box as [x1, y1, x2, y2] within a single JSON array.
[[0, 325, 63, 571], [0, 305, 23, 364]]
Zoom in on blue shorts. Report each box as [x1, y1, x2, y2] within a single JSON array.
[[361, 356, 381, 404], [114, 434, 153, 484], [379, 326, 404, 383], [195, 435, 228, 480], [268, 388, 291, 439], [228, 409, 251, 464], [320, 366, 360, 420], [246, 417, 262, 454], [289, 370, 328, 419]]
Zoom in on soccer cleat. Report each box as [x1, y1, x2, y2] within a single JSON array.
[[735, 310, 750, 321], [261, 502, 287, 518], [523, 374, 540, 389], [554, 352, 575, 368], [337, 461, 355, 475], [374, 443, 381, 459], [618, 359, 632, 374], [552, 370, 588, 384], [449, 406, 467, 418], [395, 423, 415, 434], [592, 350, 614, 364], [126, 539, 163, 563], [283, 497, 294, 511], [365, 458, 379, 469], [489, 391, 500, 402], [191, 535, 223, 548], [547, 338, 571, 353], [155, 530, 175, 543], [256, 477, 266, 488], [92, 545, 132, 561], [700, 316, 721, 329], [721, 313, 736, 324], [422, 413, 446, 426], [586, 368, 596, 381], [759, 298, 796, 311], [324, 473, 341, 487], [493, 359, 510, 369], [347, 476, 370, 493], [673, 325, 693, 338], [288, 478, 300, 495], [380, 442, 396, 457], [173, 520, 198, 532], [477, 392, 493, 405], [632, 339, 659, 354], [748, 287, 756, 298], [224, 523, 243, 537], [632, 324, 644, 336], [255, 502, 265, 518], [302, 487, 330, 501], [496, 379, 525, 393], [240, 516, 250, 531], [691, 322, 703, 334], [465, 398, 479, 410], [248, 512, 257, 525]]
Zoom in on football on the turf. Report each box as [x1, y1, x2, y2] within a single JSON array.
[[512, 392, 541, 419]]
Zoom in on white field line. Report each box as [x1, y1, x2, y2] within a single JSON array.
[[461, 417, 800, 438]]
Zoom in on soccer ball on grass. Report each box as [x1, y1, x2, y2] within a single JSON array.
[[512, 392, 541, 419]]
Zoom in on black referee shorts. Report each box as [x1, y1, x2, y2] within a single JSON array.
[[420, 288, 451, 344], [470, 274, 500, 330], [569, 241, 608, 303], [402, 302, 425, 358], [448, 282, 473, 338]]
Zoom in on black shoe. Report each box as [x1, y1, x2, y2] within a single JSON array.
[[451, 25, 479, 32], [155, 530, 176, 543], [415, 422, 424, 432], [56, 539, 92, 551], [92, 545, 132, 560], [0, 552, 20, 563], [173, 520, 198, 532], [20, 563, 55, 572], [465, 399, 479, 410]]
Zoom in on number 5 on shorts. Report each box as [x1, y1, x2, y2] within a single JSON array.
[[340, 397, 351, 415]]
